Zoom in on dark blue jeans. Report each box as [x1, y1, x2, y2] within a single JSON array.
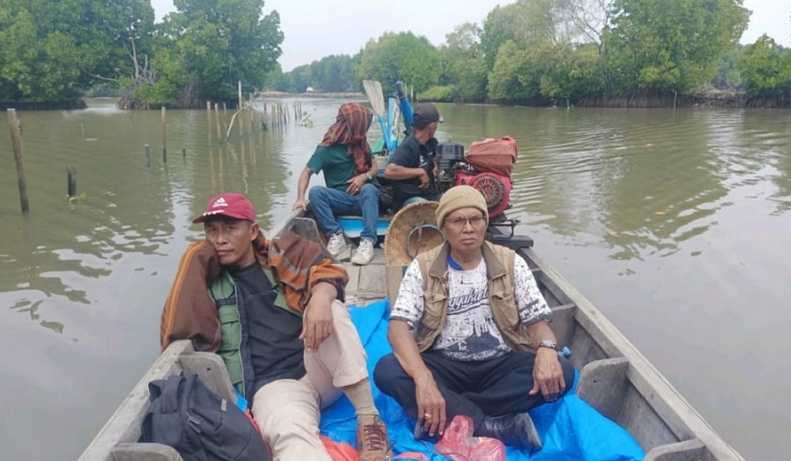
[[308, 184, 379, 243]]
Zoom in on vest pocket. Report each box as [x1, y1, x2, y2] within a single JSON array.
[[217, 305, 242, 351], [491, 289, 520, 328], [217, 306, 244, 392]]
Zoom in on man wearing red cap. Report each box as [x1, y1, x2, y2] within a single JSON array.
[[161, 193, 390, 461]]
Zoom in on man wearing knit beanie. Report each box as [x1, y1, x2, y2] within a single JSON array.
[[374, 185, 574, 453], [434, 185, 489, 230]]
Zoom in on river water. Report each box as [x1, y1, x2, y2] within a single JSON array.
[[0, 98, 788, 459]]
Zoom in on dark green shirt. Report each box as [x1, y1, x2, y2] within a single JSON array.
[[307, 145, 356, 192]]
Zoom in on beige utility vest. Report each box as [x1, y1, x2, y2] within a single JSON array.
[[413, 241, 536, 352]]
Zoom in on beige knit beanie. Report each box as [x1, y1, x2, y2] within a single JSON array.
[[435, 185, 489, 228]]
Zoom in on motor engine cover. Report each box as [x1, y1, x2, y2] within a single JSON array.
[[455, 171, 512, 218]]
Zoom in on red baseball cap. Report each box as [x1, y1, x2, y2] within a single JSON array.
[[192, 192, 256, 223]]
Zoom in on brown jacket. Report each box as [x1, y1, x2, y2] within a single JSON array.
[[413, 241, 535, 352], [160, 230, 348, 352]]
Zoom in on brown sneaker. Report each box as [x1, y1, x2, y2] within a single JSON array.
[[357, 415, 391, 461]]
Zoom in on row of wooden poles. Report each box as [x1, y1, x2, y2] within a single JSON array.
[[204, 99, 303, 142], [5, 82, 305, 215]]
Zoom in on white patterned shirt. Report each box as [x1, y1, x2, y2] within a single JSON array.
[[391, 253, 552, 361]]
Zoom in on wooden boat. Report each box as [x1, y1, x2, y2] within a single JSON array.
[[79, 208, 745, 461]]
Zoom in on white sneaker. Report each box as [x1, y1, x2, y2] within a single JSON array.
[[351, 239, 375, 266], [326, 233, 349, 259]]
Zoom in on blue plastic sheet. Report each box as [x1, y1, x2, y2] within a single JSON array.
[[320, 300, 645, 461]]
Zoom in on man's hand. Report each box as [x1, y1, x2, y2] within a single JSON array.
[[529, 348, 566, 401], [418, 169, 430, 189], [346, 174, 368, 195], [300, 283, 336, 351], [292, 198, 307, 211], [415, 371, 446, 437]]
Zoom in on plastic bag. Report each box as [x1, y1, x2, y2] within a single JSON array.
[[435, 415, 506, 461]]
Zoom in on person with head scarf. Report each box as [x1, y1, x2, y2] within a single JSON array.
[[294, 103, 379, 265]]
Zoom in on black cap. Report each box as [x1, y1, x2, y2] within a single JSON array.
[[412, 103, 443, 128]]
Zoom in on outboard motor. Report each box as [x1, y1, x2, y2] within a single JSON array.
[[434, 137, 517, 220], [434, 143, 468, 191]]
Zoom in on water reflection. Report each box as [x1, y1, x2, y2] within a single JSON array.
[[0, 101, 299, 333]]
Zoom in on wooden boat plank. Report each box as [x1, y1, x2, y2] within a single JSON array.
[[549, 302, 576, 348], [356, 263, 387, 299], [578, 357, 630, 421], [110, 443, 182, 461], [79, 340, 193, 461], [644, 439, 707, 461]]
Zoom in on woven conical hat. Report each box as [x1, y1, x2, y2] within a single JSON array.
[[384, 201, 445, 266]]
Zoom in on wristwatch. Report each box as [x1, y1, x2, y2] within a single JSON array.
[[538, 339, 558, 351], [366, 171, 374, 181]]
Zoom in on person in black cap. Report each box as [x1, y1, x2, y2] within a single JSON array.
[[384, 103, 443, 210]]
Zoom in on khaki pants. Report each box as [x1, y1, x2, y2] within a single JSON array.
[[252, 300, 368, 461]]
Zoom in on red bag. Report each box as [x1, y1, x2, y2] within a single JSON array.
[[435, 416, 506, 461], [466, 137, 518, 177], [320, 436, 358, 461]]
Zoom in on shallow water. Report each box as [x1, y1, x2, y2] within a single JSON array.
[[0, 98, 788, 459]]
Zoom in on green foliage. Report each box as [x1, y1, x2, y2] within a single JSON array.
[[0, 0, 155, 103], [738, 35, 791, 97], [418, 85, 456, 102], [357, 32, 441, 94], [439, 23, 488, 102], [712, 45, 744, 89], [487, 40, 543, 102], [269, 55, 359, 93], [487, 40, 600, 104], [480, 0, 559, 68], [539, 43, 602, 104], [308, 55, 358, 92], [602, 0, 749, 93], [144, 0, 283, 105]]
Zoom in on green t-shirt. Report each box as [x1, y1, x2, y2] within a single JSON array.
[[307, 145, 356, 192]]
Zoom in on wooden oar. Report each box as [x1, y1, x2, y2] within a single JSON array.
[[362, 80, 386, 118], [363, 79, 393, 150]]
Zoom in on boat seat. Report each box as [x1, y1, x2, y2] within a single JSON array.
[[578, 357, 630, 421], [337, 215, 391, 239]]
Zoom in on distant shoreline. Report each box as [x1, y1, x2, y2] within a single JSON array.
[[422, 89, 791, 109], [5, 89, 788, 111], [256, 90, 366, 99]]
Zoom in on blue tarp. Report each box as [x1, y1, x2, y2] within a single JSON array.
[[319, 300, 645, 461]]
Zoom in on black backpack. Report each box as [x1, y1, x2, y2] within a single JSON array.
[[140, 373, 270, 461]]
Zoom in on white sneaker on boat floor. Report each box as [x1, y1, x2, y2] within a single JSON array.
[[351, 239, 375, 265], [327, 233, 349, 259]]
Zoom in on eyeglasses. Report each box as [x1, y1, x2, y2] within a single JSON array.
[[446, 214, 486, 229]]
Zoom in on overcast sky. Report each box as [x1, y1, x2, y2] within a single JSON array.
[[151, 0, 791, 71]]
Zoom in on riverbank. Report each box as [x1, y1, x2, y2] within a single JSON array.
[[0, 100, 87, 110], [421, 89, 791, 109], [256, 90, 365, 99]]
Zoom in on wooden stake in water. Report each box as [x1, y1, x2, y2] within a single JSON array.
[[66, 166, 77, 198], [207, 101, 213, 142], [222, 102, 228, 132], [160, 106, 167, 162], [145, 144, 151, 167], [238, 81, 243, 110], [214, 103, 222, 139], [182, 147, 187, 160], [6, 109, 30, 215]]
